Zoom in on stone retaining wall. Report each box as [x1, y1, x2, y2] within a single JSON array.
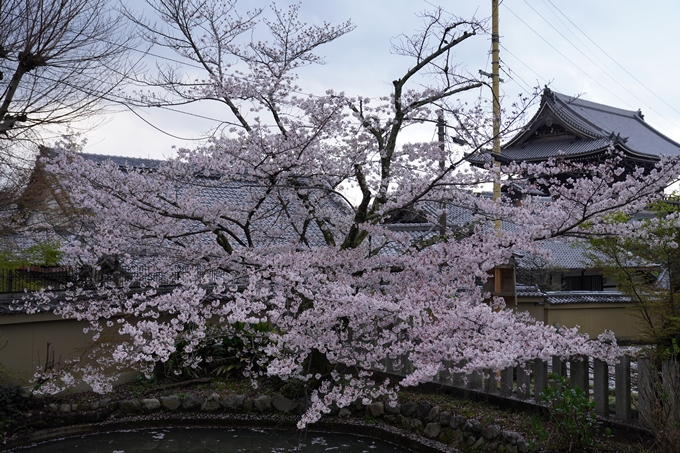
[[6, 391, 537, 453]]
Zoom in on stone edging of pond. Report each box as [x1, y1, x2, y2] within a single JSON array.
[[0, 392, 536, 453]]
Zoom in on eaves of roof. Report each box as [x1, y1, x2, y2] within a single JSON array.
[[544, 291, 632, 305], [500, 88, 680, 162]]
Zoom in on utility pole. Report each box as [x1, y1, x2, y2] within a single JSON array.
[[492, 0, 501, 213], [437, 111, 447, 237], [491, 0, 503, 295]]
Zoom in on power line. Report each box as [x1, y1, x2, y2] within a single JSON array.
[[502, 3, 651, 114], [122, 104, 208, 141], [499, 44, 551, 87], [499, 60, 534, 94], [523, 0, 675, 128], [544, 0, 680, 119]]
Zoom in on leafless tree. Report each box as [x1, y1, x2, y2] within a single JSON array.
[[0, 0, 135, 232], [0, 0, 135, 140]]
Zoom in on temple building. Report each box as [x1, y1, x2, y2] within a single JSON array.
[[470, 87, 680, 168]]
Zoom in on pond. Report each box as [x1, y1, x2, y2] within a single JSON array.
[[15, 427, 414, 453]]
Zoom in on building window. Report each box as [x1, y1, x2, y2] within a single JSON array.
[[562, 275, 603, 291]]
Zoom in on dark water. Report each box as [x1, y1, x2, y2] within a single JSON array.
[[16, 427, 412, 453]]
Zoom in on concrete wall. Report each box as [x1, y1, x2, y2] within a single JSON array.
[[516, 300, 642, 340], [0, 312, 94, 386], [1, 298, 643, 386]]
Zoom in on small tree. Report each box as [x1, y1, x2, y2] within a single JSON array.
[[590, 203, 680, 452], [589, 203, 680, 351]]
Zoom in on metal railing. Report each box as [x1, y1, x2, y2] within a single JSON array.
[[0, 265, 227, 293]]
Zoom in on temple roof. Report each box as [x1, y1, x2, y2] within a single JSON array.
[[469, 88, 680, 165]]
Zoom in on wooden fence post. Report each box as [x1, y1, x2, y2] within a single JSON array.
[[441, 360, 452, 386], [517, 363, 531, 400], [569, 355, 589, 396], [637, 357, 652, 428], [484, 368, 497, 394], [500, 366, 514, 397], [662, 360, 680, 428], [552, 356, 566, 377], [467, 370, 482, 390], [533, 359, 548, 401], [593, 358, 609, 416], [452, 360, 465, 387], [615, 355, 631, 421]]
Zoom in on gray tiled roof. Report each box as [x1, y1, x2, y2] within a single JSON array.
[[552, 92, 680, 157], [520, 240, 597, 270], [516, 284, 545, 297], [81, 153, 162, 169], [500, 137, 614, 162], [470, 89, 680, 165], [77, 154, 342, 249], [544, 291, 631, 304]]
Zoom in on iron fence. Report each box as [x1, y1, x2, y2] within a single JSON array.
[[0, 265, 226, 293]]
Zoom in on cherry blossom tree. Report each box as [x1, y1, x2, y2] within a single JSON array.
[[24, 0, 680, 427]]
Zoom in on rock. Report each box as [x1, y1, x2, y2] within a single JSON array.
[[440, 428, 464, 446], [140, 398, 161, 411], [450, 415, 467, 430], [385, 401, 401, 415], [243, 397, 254, 412], [439, 411, 452, 426], [201, 393, 221, 411], [71, 404, 78, 411], [451, 429, 465, 445], [89, 401, 100, 410], [297, 397, 310, 413], [502, 430, 521, 445], [58, 404, 71, 413], [426, 405, 440, 422], [415, 403, 432, 419], [482, 424, 501, 440], [99, 398, 112, 408], [465, 418, 482, 435], [423, 422, 441, 438], [471, 437, 485, 449], [366, 402, 384, 417], [161, 395, 181, 411], [48, 403, 58, 412], [254, 395, 272, 412], [338, 408, 352, 418], [181, 394, 201, 410], [407, 419, 423, 432], [401, 401, 417, 418], [118, 399, 141, 413], [517, 438, 529, 453], [273, 396, 297, 413], [506, 446, 519, 453], [221, 394, 246, 411]]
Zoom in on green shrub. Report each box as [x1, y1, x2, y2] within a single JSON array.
[[541, 373, 599, 451], [0, 384, 27, 437]]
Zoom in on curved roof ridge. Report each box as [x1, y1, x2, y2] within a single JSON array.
[[552, 91, 638, 118], [548, 92, 607, 138]]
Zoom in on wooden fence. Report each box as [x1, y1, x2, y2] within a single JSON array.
[[381, 354, 680, 427]]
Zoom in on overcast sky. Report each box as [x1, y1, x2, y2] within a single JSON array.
[[82, 0, 680, 160]]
